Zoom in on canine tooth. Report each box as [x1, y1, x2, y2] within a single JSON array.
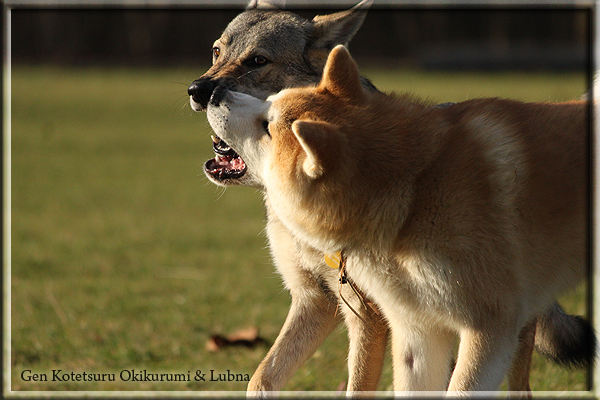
[[211, 135, 220, 144]]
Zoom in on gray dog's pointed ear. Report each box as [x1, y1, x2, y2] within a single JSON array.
[[246, 0, 286, 10], [310, 0, 372, 50]]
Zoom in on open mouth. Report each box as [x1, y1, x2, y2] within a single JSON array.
[[204, 135, 247, 181]]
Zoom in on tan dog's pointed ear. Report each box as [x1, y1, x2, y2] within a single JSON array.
[[318, 45, 366, 104], [292, 120, 343, 179]]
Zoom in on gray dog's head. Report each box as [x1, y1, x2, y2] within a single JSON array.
[[188, 0, 373, 111]]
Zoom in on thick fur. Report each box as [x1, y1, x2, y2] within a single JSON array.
[[191, 1, 594, 394], [205, 45, 592, 393]]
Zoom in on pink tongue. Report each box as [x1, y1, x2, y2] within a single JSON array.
[[231, 157, 245, 169], [214, 155, 245, 170], [215, 156, 233, 167]]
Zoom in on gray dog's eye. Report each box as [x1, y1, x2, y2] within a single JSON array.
[[254, 55, 267, 65], [245, 55, 269, 68], [212, 47, 220, 60]]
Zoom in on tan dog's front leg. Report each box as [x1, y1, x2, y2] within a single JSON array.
[[390, 320, 454, 392], [344, 299, 388, 393], [248, 285, 338, 395]]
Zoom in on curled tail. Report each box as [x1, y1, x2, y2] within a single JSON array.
[[535, 301, 596, 368]]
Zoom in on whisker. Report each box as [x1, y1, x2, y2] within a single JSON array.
[[173, 95, 196, 116], [236, 70, 258, 81], [180, 100, 192, 114], [174, 94, 189, 106], [214, 185, 228, 201]]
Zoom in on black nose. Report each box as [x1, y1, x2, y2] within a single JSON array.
[[188, 78, 217, 110]]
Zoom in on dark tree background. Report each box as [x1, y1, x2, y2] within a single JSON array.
[[10, 6, 591, 71]]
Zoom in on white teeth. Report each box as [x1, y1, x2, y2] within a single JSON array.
[[211, 135, 220, 144], [215, 155, 222, 162]]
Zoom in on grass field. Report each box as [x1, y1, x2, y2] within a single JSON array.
[[9, 65, 590, 393]]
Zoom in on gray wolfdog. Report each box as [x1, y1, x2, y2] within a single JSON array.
[[188, 1, 594, 394]]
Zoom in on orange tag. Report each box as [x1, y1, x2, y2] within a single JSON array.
[[324, 251, 343, 269]]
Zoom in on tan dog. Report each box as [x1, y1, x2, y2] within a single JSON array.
[[205, 45, 591, 393], [192, 0, 592, 393]]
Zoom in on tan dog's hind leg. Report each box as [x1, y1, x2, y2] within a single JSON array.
[[344, 303, 388, 393], [390, 321, 455, 392], [247, 284, 338, 394], [507, 319, 536, 398]]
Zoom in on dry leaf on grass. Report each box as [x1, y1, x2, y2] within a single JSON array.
[[206, 326, 268, 352]]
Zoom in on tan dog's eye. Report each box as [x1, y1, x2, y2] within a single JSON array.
[[212, 47, 220, 60], [254, 55, 267, 65], [262, 120, 271, 137]]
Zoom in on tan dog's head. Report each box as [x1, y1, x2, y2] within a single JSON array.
[[206, 45, 436, 250], [205, 45, 368, 188]]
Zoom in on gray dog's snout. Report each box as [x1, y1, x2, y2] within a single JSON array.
[[188, 78, 217, 109]]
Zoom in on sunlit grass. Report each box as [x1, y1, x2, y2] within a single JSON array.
[[10, 65, 589, 392]]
